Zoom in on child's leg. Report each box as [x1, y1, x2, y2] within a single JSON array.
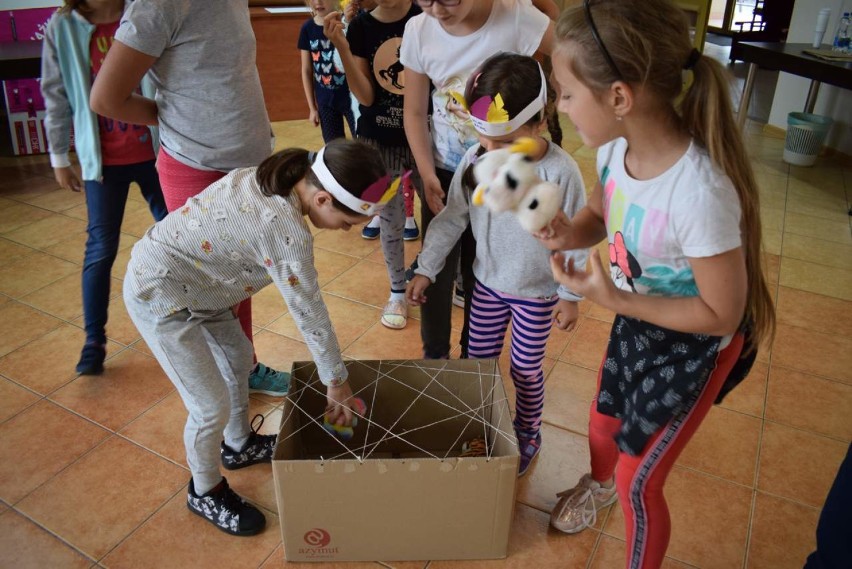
[[318, 102, 347, 142], [504, 292, 558, 434], [133, 159, 168, 222], [81, 167, 132, 347], [615, 333, 745, 569], [589, 359, 622, 481], [374, 144, 409, 294], [124, 291, 254, 494], [466, 280, 511, 359]]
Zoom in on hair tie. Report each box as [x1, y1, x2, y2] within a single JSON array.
[[683, 48, 701, 70]]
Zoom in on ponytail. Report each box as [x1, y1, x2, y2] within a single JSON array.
[[681, 56, 775, 351], [256, 148, 313, 198]]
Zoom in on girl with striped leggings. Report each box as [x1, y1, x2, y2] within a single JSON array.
[[539, 1, 775, 567], [406, 53, 588, 476]]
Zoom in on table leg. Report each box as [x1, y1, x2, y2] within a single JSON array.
[[737, 62, 758, 129], [804, 80, 821, 113]]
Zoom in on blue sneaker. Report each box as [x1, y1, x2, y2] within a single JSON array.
[[403, 221, 420, 241], [248, 363, 290, 396], [361, 224, 380, 240], [517, 430, 542, 477]]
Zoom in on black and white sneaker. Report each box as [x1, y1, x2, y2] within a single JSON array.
[[187, 477, 265, 536], [221, 414, 277, 470]]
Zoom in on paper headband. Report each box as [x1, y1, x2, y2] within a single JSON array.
[[310, 146, 407, 216], [451, 63, 548, 137]]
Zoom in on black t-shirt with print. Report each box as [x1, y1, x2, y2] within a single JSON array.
[[346, 3, 421, 146]]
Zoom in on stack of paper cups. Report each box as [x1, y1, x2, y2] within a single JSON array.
[[815, 8, 832, 48]]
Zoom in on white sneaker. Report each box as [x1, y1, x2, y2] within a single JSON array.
[[550, 474, 618, 534]]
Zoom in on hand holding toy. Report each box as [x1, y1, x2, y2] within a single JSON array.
[[323, 397, 367, 441]]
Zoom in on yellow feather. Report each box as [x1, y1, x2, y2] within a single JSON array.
[[509, 137, 538, 156], [486, 94, 510, 123]]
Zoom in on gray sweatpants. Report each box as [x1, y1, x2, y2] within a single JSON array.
[[124, 289, 252, 495]]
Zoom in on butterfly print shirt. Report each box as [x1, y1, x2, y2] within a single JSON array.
[[298, 19, 349, 106]]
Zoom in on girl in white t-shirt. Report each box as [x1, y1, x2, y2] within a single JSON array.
[[537, 1, 775, 567], [400, 0, 554, 360]]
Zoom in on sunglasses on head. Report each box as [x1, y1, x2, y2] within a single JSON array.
[[583, 0, 624, 81], [415, 0, 462, 7]]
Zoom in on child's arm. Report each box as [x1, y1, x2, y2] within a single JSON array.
[[404, 69, 445, 215], [552, 299, 579, 331], [531, 0, 560, 20], [536, 181, 608, 250], [300, 49, 320, 127], [552, 247, 748, 336], [89, 41, 158, 125], [41, 21, 82, 192], [323, 12, 375, 106]]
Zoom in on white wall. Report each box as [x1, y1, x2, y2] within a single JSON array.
[[767, 0, 852, 153], [2, 1, 61, 8]]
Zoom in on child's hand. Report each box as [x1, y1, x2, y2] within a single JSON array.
[[326, 381, 355, 426], [406, 275, 431, 306], [533, 211, 573, 250], [323, 12, 348, 50], [343, 0, 359, 23], [552, 299, 579, 332], [423, 175, 446, 215], [54, 166, 82, 192], [551, 250, 617, 308], [309, 108, 320, 127]]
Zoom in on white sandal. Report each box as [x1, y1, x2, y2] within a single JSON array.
[[381, 299, 408, 330]]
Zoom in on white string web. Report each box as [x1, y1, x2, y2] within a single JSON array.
[[277, 359, 517, 464]]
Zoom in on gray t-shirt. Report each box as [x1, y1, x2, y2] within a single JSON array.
[[116, 0, 272, 171]]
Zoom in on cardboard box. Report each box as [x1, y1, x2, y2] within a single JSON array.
[[272, 358, 519, 562], [3, 79, 47, 156]]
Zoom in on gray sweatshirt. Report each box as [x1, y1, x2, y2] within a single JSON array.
[[416, 142, 588, 301]]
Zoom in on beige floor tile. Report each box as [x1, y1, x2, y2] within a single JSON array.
[[23, 188, 86, 213], [0, 510, 92, 569], [604, 466, 752, 569], [678, 405, 761, 486], [313, 248, 361, 287], [0, 377, 39, 422], [771, 323, 852, 384], [589, 535, 693, 568], [3, 214, 86, 250], [41, 231, 88, 264], [252, 330, 314, 380], [757, 421, 848, 508], [0, 302, 64, 357], [102, 491, 280, 568], [119, 201, 160, 238], [762, 252, 780, 285], [541, 362, 597, 436], [788, 165, 846, 190], [515, 424, 597, 520], [0, 400, 109, 504], [343, 322, 425, 361], [70, 295, 141, 346], [17, 436, 188, 560], [783, 211, 852, 244], [558, 317, 610, 371], [323, 260, 394, 309], [268, 294, 379, 350], [747, 492, 820, 569], [784, 190, 849, 223], [0, 202, 53, 234], [429, 503, 599, 569], [49, 349, 174, 431], [314, 229, 382, 258], [776, 286, 852, 337], [119, 391, 188, 468], [110, 246, 134, 281], [766, 366, 852, 440], [260, 544, 387, 568], [251, 285, 289, 327], [782, 233, 852, 271], [0, 325, 121, 395], [63, 203, 88, 221], [756, 173, 788, 211], [0, 237, 35, 264], [718, 360, 768, 418], [0, 251, 78, 299], [365, 235, 421, 269], [19, 273, 85, 321]]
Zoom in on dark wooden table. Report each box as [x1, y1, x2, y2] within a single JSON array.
[[0, 41, 42, 81], [736, 41, 852, 128]]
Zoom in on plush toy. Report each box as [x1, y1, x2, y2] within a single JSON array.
[[471, 137, 562, 235], [323, 397, 368, 441]]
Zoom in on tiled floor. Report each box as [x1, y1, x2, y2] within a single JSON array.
[[1, 111, 851, 569]]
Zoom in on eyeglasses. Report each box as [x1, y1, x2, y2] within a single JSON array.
[[583, 0, 623, 80], [415, 0, 462, 7]]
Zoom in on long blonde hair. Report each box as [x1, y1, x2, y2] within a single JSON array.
[[555, 0, 775, 349]]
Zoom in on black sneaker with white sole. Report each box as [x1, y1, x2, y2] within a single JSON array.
[[221, 414, 277, 470], [187, 477, 265, 536]]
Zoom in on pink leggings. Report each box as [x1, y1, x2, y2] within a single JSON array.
[[588, 333, 744, 569], [156, 149, 255, 357]]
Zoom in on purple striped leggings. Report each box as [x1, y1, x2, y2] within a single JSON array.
[[467, 280, 558, 434]]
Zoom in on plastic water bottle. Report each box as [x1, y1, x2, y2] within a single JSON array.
[[833, 12, 850, 53]]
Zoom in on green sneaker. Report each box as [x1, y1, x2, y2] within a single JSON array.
[[248, 363, 290, 396]]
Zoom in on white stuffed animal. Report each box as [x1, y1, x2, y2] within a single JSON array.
[[471, 137, 561, 235]]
